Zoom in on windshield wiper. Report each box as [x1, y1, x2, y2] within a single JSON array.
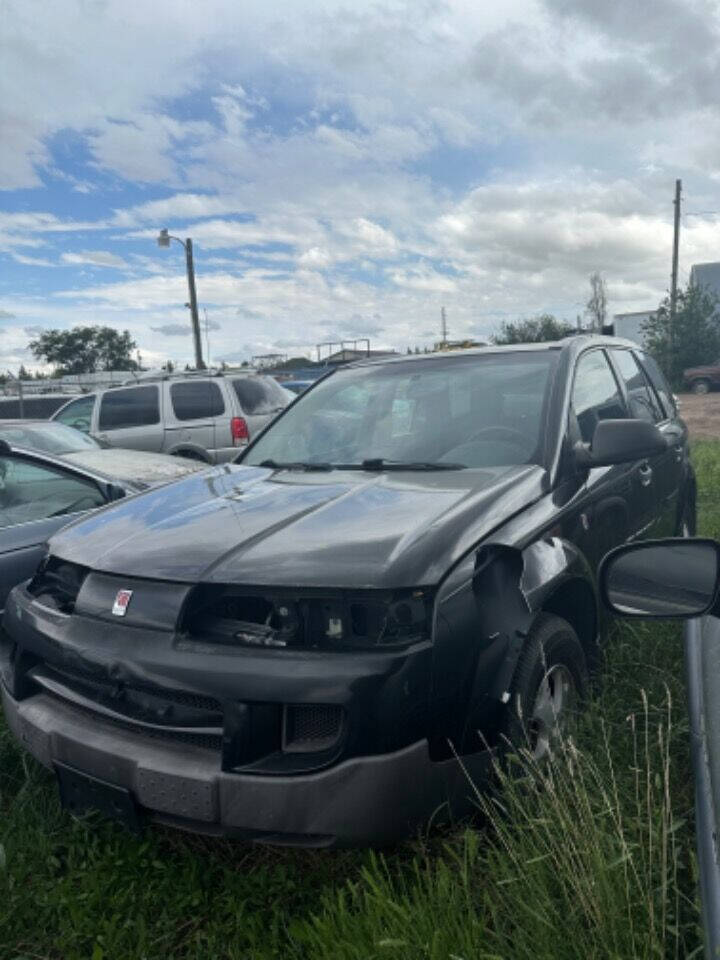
[[258, 459, 334, 472], [345, 458, 466, 472]]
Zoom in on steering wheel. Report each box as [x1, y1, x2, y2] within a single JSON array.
[[48, 495, 99, 518], [464, 425, 530, 449], [70, 418, 91, 432]]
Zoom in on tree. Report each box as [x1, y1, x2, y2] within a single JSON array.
[[17, 364, 30, 379], [585, 272, 608, 332], [643, 283, 720, 388], [28, 326, 138, 375], [492, 314, 576, 345]]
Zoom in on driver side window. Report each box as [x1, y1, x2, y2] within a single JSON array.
[[54, 394, 96, 434], [571, 351, 627, 444]]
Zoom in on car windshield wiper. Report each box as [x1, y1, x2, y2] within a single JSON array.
[[339, 458, 466, 472], [258, 459, 334, 472]]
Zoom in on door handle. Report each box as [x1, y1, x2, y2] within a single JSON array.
[[638, 463, 653, 487]]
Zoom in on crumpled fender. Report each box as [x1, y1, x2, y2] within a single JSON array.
[[431, 536, 595, 755]]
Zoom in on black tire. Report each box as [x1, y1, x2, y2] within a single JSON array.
[[503, 613, 589, 760], [691, 379, 710, 395]]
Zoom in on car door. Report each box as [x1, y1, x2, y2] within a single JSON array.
[[95, 385, 164, 452], [567, 348, 657, 570], [164, 379, 226, 459], [633, 350, 688, 535], [0, 452, 108, 612], [51, 394, 97, 434]]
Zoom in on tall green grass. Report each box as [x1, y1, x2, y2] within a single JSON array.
[[1, 442, 718, 958]]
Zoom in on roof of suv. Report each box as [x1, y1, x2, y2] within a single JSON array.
[[344, 335, 642, 369]]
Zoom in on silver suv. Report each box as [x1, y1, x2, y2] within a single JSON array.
[[51, 372, 293, 463]]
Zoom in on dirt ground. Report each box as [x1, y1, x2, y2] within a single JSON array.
[[677, 391, 720, 439]]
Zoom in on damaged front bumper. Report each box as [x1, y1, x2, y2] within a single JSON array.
[[1, 581, 491, 846]]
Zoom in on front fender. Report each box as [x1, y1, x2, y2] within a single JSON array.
[[430, 537, 595, 757]]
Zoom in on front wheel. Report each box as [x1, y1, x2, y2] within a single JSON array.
[[503, 613, 589, 762]]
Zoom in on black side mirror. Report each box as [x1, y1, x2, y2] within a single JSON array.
[[575, 419, 667, 468], [600, 538, 720, 619]]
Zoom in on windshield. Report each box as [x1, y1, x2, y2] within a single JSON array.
[[244, 352, 558, 469], [0, 422, 101, 455]]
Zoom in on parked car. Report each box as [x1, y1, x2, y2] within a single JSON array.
[[50, 372, 293, 463], [599, 538, 720, 959], [1, 337, 694, 846], [0, 441, 206, 615], [278, 379, 316, 395], [0, 393, 79, 419], [683, 362, 720, 395]]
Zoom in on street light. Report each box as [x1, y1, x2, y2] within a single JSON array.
[[156, 228, 205, 369]]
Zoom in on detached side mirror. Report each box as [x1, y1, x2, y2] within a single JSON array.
[[599, 538, 720, 619], [575, 419, 667, 468]]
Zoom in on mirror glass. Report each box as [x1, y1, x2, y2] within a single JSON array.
[[606, 541, 718, 617]]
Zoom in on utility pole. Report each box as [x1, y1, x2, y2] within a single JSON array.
[[441, 306, 448, 344], [184, 239, 204, 370], [157, 229, 205, 369], [671, 179, 682, 327]]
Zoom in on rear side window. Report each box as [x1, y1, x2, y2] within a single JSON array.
[[231, 377, 288, 415], [170, 381, 225, 421], [636, 352, 674, 418], [571, 350, 627, 443], [54, 394, 96, 433], [612, 349, 663, 423], [99, 386, 160, 431]]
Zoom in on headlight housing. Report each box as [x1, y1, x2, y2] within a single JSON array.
[[182, 586, 433, 650]]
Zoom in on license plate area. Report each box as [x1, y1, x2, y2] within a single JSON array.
[[54, 761, 142, 833]]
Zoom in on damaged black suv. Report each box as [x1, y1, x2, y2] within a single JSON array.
[[1, 337, 693, 846]]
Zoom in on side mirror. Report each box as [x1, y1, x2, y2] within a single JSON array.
[[600, 538, 720, 619], [575, 419, 667, 468]]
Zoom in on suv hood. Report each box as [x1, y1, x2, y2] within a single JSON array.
[[49, 463, 546, 588]]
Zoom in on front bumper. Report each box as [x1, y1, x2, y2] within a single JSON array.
[[1, 581, 492, 845], [1, 685, 491, 846]]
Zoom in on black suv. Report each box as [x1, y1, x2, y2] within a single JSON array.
[[1, 337, 693, 846]]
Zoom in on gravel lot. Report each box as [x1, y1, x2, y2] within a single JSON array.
[[678, 392, 720, 439]]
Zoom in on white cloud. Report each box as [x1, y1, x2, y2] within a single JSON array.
[[61, 250, 128, 268]]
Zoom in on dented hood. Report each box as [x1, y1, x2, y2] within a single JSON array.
[[49, 462, 546, 588]]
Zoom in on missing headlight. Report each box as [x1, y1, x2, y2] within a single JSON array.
[[183, 586, 432, 650]]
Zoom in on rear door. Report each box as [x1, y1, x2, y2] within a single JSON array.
[[230, 377, 290, 438], [633, 350, 688, 535], [0, 452, 108, 612], [164, 379, 226, 459], [95, 385, 163, 452]]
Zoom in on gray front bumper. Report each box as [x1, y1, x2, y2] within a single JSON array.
[[2, 687, 491, 846]]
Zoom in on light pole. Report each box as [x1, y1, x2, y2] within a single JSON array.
[[157, 228, 205, 369]]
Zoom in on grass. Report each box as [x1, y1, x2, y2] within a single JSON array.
[[1, 442, 719, 959]]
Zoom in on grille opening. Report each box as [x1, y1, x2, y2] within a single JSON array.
[[282, 704, 344, 754], [28, 557, 88, 614]]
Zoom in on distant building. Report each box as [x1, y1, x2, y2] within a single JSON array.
[[690, 261, 720, 298], [434, 339, 487, 352], [606, 311, 656, 346]]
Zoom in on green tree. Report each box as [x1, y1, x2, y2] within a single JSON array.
[[492, 314, 576, 345], [17, 364, 30, 379], [643, 283, 720, 388], [28, 326, 138, 375]]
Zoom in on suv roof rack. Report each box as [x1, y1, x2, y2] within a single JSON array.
[[119, 368, 268, 387]]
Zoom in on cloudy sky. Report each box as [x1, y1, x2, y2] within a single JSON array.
[[2, 0, 720, 371]]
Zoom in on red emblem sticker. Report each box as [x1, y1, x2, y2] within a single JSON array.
[[112, 589, 133, 617]]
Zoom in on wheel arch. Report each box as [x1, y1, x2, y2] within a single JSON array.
[[165, 443, 211, 462]]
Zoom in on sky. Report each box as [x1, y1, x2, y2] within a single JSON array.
[[3, 0, 720, 371]]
